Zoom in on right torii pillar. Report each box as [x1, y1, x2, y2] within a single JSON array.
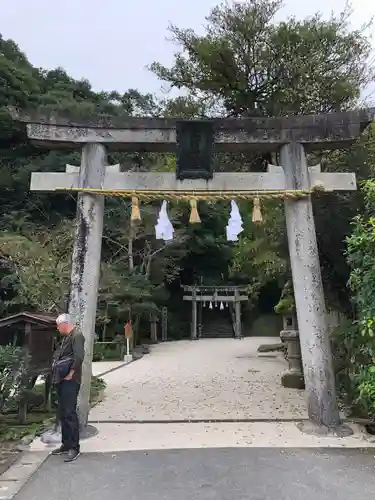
[[279, 143, 343, 430]]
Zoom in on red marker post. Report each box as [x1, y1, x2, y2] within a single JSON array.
[[124, 320, 133, 357]]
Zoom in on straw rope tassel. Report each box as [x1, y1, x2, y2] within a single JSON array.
[[189, 198, 201, 223], [131, 196, 141, 221], [252, 197, 263, 223]]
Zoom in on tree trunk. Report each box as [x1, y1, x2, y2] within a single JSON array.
[[145, 254, 152, 280], [128, 222, 134, 272], [133, 314, 141, 347]]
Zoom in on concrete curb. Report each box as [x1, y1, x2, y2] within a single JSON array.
[[94, 362, 129, 378], [0, 451, 49, 499], [95, 344, 152, 378]]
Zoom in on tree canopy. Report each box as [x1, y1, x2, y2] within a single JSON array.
[[151, 1, 374, 116]]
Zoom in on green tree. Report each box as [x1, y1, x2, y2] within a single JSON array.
[[0, 224, 73, 313], [332, 180, 375, 419], [151, 0, 375, 310], [314, 125, 375, 311], [0, 345, 29, 413], [151, 1, 373, 116], [230, 199, 287, 303], [0, 34, 177, 333]]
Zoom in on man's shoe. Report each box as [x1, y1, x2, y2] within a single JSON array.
[[51, 446, 69, 456], [64, 449, 81, 462]]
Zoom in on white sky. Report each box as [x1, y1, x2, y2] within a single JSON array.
[[1, 0, 374, 99]]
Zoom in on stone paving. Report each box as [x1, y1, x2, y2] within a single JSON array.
[[0, 361, 125, 486], [6, 337, 375, 500], [89, 337, 307, 422], [0, 445, 19, 476], [13, 448, 375, 500]]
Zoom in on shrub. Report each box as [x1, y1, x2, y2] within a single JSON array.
[[93, 341, 123, 361], [274, 280, 295, 315], [0, 345, 29, 414], [338, 180, 375, 420]]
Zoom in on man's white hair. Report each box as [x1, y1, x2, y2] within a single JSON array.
[[56, 313, 73, 325]]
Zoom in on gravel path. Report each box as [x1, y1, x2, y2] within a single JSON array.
[[28, 338, 373, 452], [90, 338, 307, 421]]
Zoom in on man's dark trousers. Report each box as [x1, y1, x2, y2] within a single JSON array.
[[57, 380, 80, 451]]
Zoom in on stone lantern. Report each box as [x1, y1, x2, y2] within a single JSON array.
[[275, 283, 305, 390]]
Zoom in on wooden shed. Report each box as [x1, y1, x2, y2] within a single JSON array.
[[0, 312, 56, 373], [0, 312, 57, 421]]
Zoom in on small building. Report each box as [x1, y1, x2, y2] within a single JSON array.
[[0, 311, 56, 371], [0, 312, 56, 421]]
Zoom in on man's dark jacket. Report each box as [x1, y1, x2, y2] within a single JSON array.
[[52, 331, 85, 384]]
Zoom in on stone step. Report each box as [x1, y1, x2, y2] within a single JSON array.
[[202, 322, 233, 337], [203, 330, 233, 336], [204, 325, 233, 332], [201, 327, 234, 338], [201, 332, 233, 338], [201, 315, 235, 338]]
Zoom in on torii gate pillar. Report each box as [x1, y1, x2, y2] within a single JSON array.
[[280, 143, 340, 429], [68, 144, 107, 429]]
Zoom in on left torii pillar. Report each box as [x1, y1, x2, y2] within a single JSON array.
[[45, 146, 117, 431], [67, 144, 107, 429]]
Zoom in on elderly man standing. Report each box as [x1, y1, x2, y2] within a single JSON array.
[[51, 313, 85, 462]]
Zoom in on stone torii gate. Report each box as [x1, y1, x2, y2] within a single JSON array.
[[10, 108, 374, 433], [182, 285, 248, 339]]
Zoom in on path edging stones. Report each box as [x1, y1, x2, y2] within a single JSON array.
[[0, 451, 49, 499]]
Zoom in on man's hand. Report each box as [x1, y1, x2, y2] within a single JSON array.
[[64, 370, 74, 381]]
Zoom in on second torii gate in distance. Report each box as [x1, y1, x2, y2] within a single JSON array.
[[11, 108, 374, 434]]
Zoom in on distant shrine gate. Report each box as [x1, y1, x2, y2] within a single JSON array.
[[11, 108, 374, 432], [182, 285, 248, 340]]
